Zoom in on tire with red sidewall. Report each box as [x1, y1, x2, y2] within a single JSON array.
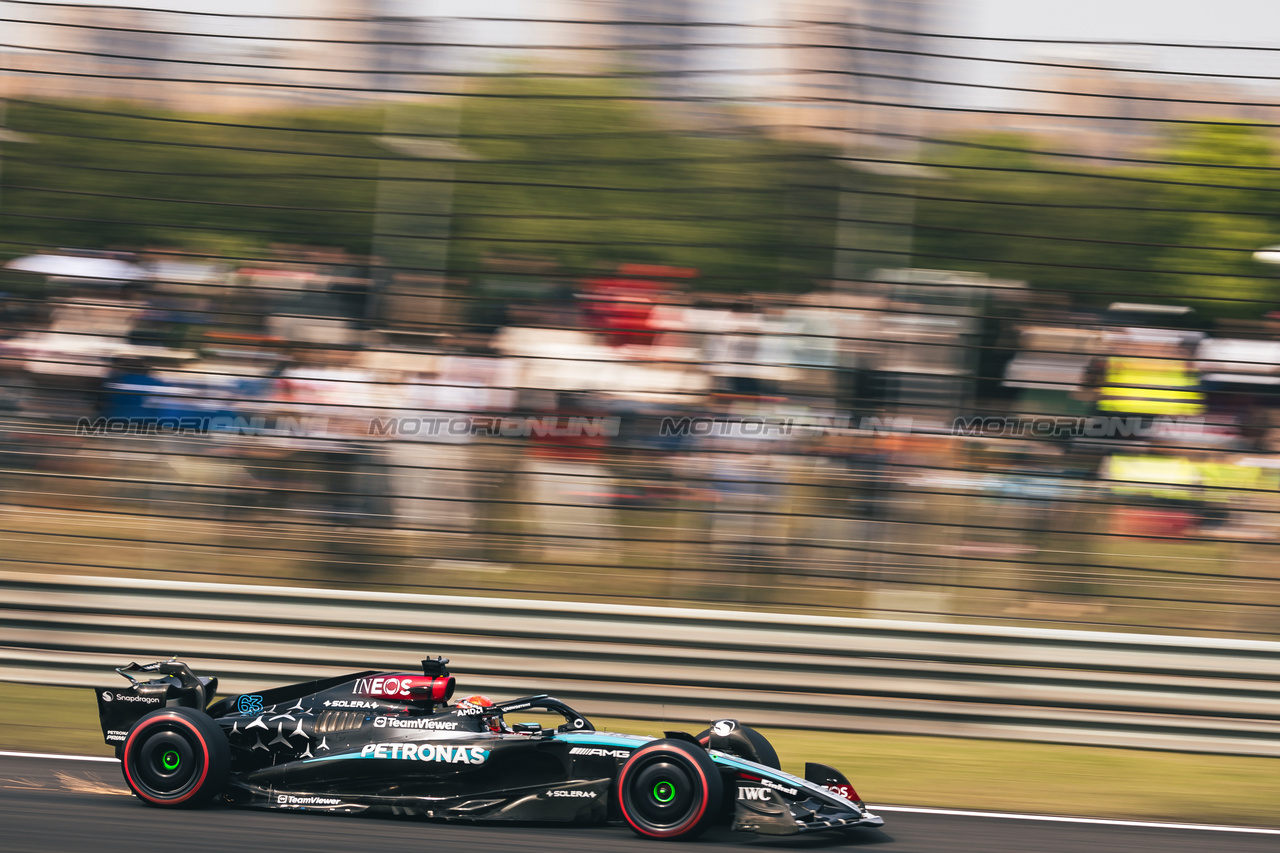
[[617, 739, 723, 840], [121, 706, 229, 808]]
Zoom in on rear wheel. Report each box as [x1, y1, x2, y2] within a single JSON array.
[[121, 706, 229, 808], [617, 739, 723, 840], [695, 722, 780, 770]]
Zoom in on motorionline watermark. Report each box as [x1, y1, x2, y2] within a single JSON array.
[[81, 413, 1200, 442], [368, 415, 622, 438], [76, 416, 330, 436], [659, 416, 913, 437], [951, 415, 1215, 439]]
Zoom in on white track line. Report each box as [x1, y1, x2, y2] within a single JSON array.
[[872, 805, 1280, 835], [0, 750, 117, 763], [1, 751, 1276, 836]]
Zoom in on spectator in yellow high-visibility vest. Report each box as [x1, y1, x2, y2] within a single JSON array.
[[1096, 357, 1205, 417]]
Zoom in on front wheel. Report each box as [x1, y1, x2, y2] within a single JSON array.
[[121, 706, 230, 808], [617, 739, 723, 840], [695, 721, 780, 770]]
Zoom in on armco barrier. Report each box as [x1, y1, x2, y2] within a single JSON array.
[[1, 571, 1278, 756]]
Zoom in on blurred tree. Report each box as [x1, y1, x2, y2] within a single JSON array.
[[912, 132, 1183, 308], [912, 127, 1280, 322], [7, 94, 1280, 321], [1146, 124, 1280, 319], [1, 100, 384, 258], [1, 85, 842, 295], [448, 76, 840, 291]]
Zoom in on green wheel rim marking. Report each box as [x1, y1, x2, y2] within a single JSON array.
[[161, 751, 180, 770], [653, 781, 675, 803]]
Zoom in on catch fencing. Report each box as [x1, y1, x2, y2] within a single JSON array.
[[6, 6, 1280, 640], [2, 570, 1277, 757]]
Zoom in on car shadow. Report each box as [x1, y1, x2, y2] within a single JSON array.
[[700, 827, 896, 847]]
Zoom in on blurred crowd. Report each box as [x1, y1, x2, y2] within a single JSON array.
[[3, 248, 1280, 586]]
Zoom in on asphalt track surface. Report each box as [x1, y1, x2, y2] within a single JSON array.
[[3, 754, 1277, 853]]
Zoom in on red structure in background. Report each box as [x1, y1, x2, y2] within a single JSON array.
[[580, 263, 698, 347]]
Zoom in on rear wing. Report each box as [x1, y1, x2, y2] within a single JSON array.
[[92, 659, 217, 751]]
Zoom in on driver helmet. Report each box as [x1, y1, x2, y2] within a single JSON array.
[[457, 694, 507, 733]]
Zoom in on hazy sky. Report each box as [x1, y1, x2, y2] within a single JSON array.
[[14, 0, 1280, 104], [22, 0, 1280, 48], [950, 0, 1280, 108], [965, 0, 1280, 45], [33, 0, 1280, 43]]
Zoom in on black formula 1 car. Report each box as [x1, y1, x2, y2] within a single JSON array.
[[92, 657, 883, 840]]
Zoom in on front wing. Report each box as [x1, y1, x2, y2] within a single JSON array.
[[713, 753, 885, 836]]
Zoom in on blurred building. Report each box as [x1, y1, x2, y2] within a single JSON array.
[[721, 0, 938, 148], [944, 48, 1280, 159], [2, 0, 940, 121]]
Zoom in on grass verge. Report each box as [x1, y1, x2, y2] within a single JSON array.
[[3, 682, 1276, 827]]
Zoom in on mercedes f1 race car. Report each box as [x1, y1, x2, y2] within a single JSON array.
[[92, 657, 883, 840]]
